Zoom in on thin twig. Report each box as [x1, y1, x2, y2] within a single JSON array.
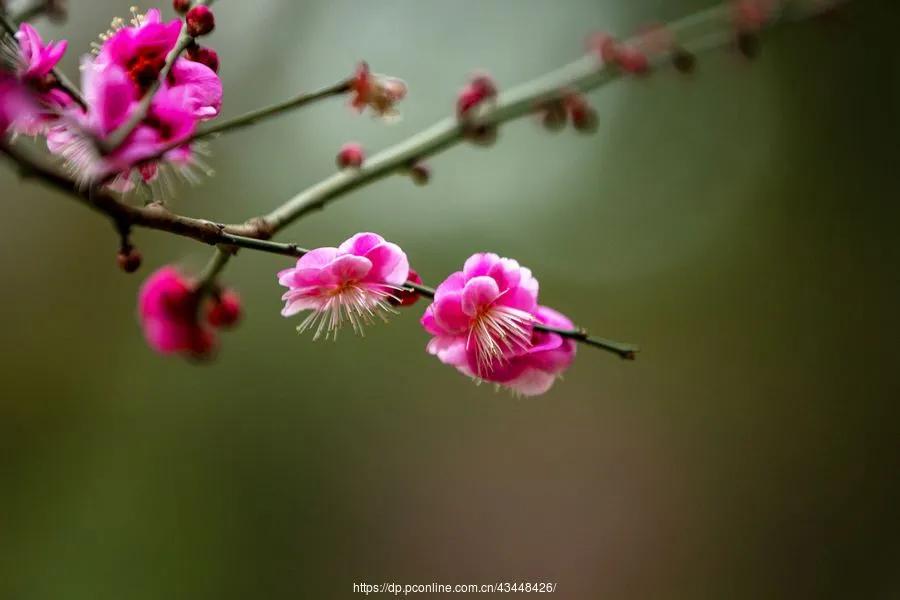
[[111, 78, 352, 183], [0, 10, 87, 109]]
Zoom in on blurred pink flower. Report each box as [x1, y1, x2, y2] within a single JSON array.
[[0, 75, 37, 133], [5, 23, 72, 135], [420, 252, 539, 379], [349, 62, 406, 121], [278, 232, 410, 340], [46, 8, 221, 187], [138, 266, 215, 357], [14, 23, 68, 81]]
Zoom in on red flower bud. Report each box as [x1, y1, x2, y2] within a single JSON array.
[[173, 0, 191, 15], [390, 269, 423, 307], [456, 73, 497, 119], [408, 162, 430, 186], [116, 247, 142, 273], [336, 142, 365, 169], [187, 46, 220, 73], [185, 5, 215, 37], [206, 291, 242, 328]]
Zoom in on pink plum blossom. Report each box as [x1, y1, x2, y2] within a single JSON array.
[[278, 233, 410, 340], [420, 252, 539, 379], [14, 23, 68, 83], [138, 266, 215, 357]]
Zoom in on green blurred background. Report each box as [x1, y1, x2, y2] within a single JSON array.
[[1, 1, 898, 598]]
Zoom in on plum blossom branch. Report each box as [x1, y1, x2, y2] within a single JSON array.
[[212, 231, 638, 359], [99, 0, 215, 153], [2, 1, 832, 250], [0, 9, 86, 108]]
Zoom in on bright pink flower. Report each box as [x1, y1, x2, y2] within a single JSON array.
[[138, 266, 215, 357], [278, 233, 410, 340], [349, 62, 407, 120], [14, 23, 68, 82], [48, 58, 197, 185], [4, 23, 72, 135], [420, 252, 539, 379]]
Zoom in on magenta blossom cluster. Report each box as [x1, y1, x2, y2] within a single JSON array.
[[48, 8, 222, 188], [421, 253, 576, 396], [138, 266, 241, 358], [0, 9, 223, 191]]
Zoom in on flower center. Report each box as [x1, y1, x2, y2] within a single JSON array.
[[467, 305, 533, 376]]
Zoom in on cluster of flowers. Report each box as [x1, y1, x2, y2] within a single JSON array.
[[139, 233, 576, 395], [1, 6, 222, 190]]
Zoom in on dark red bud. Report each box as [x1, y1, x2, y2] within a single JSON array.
[[185, 5, 215, 37], [408, 162, 430, 186], [173, 0, 191, 15], [206, 291, 242, 328], [391, 269, 423, 307], [336, 142, 365, 169], [117, 247, 142, 273]]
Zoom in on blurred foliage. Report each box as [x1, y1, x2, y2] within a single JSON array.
[[0, 1, 897, 598]]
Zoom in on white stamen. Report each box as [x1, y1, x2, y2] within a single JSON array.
[[296, 284, 400, 341], [466, 305, 533, 376]]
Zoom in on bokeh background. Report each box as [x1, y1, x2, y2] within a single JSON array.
[[1, 0, 898, 598]]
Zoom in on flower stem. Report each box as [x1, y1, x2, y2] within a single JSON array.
[[195, 245, 231, 296], [114, 78, 353, 180]]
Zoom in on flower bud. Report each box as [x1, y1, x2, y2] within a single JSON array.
[[173, 0, 191, 15], [456, 72, 497, 119], [185, 5, 215, 37], [408, 162, 430, 186], [565, 93, 598, 134], [390, 269, 423, 307], [187, 46, 219, 73], [671, 47, 696, 73], [336, 142, 365, 169], [540, 100, 567, 132], [117, 247, 142, 273], [207, 291, 242, 328]]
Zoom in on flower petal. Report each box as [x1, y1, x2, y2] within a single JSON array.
[[364, 242, 409, 286], [339, 232, 385, 256], [461, 276, 500, 316], [432, 291, 469, 333]]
